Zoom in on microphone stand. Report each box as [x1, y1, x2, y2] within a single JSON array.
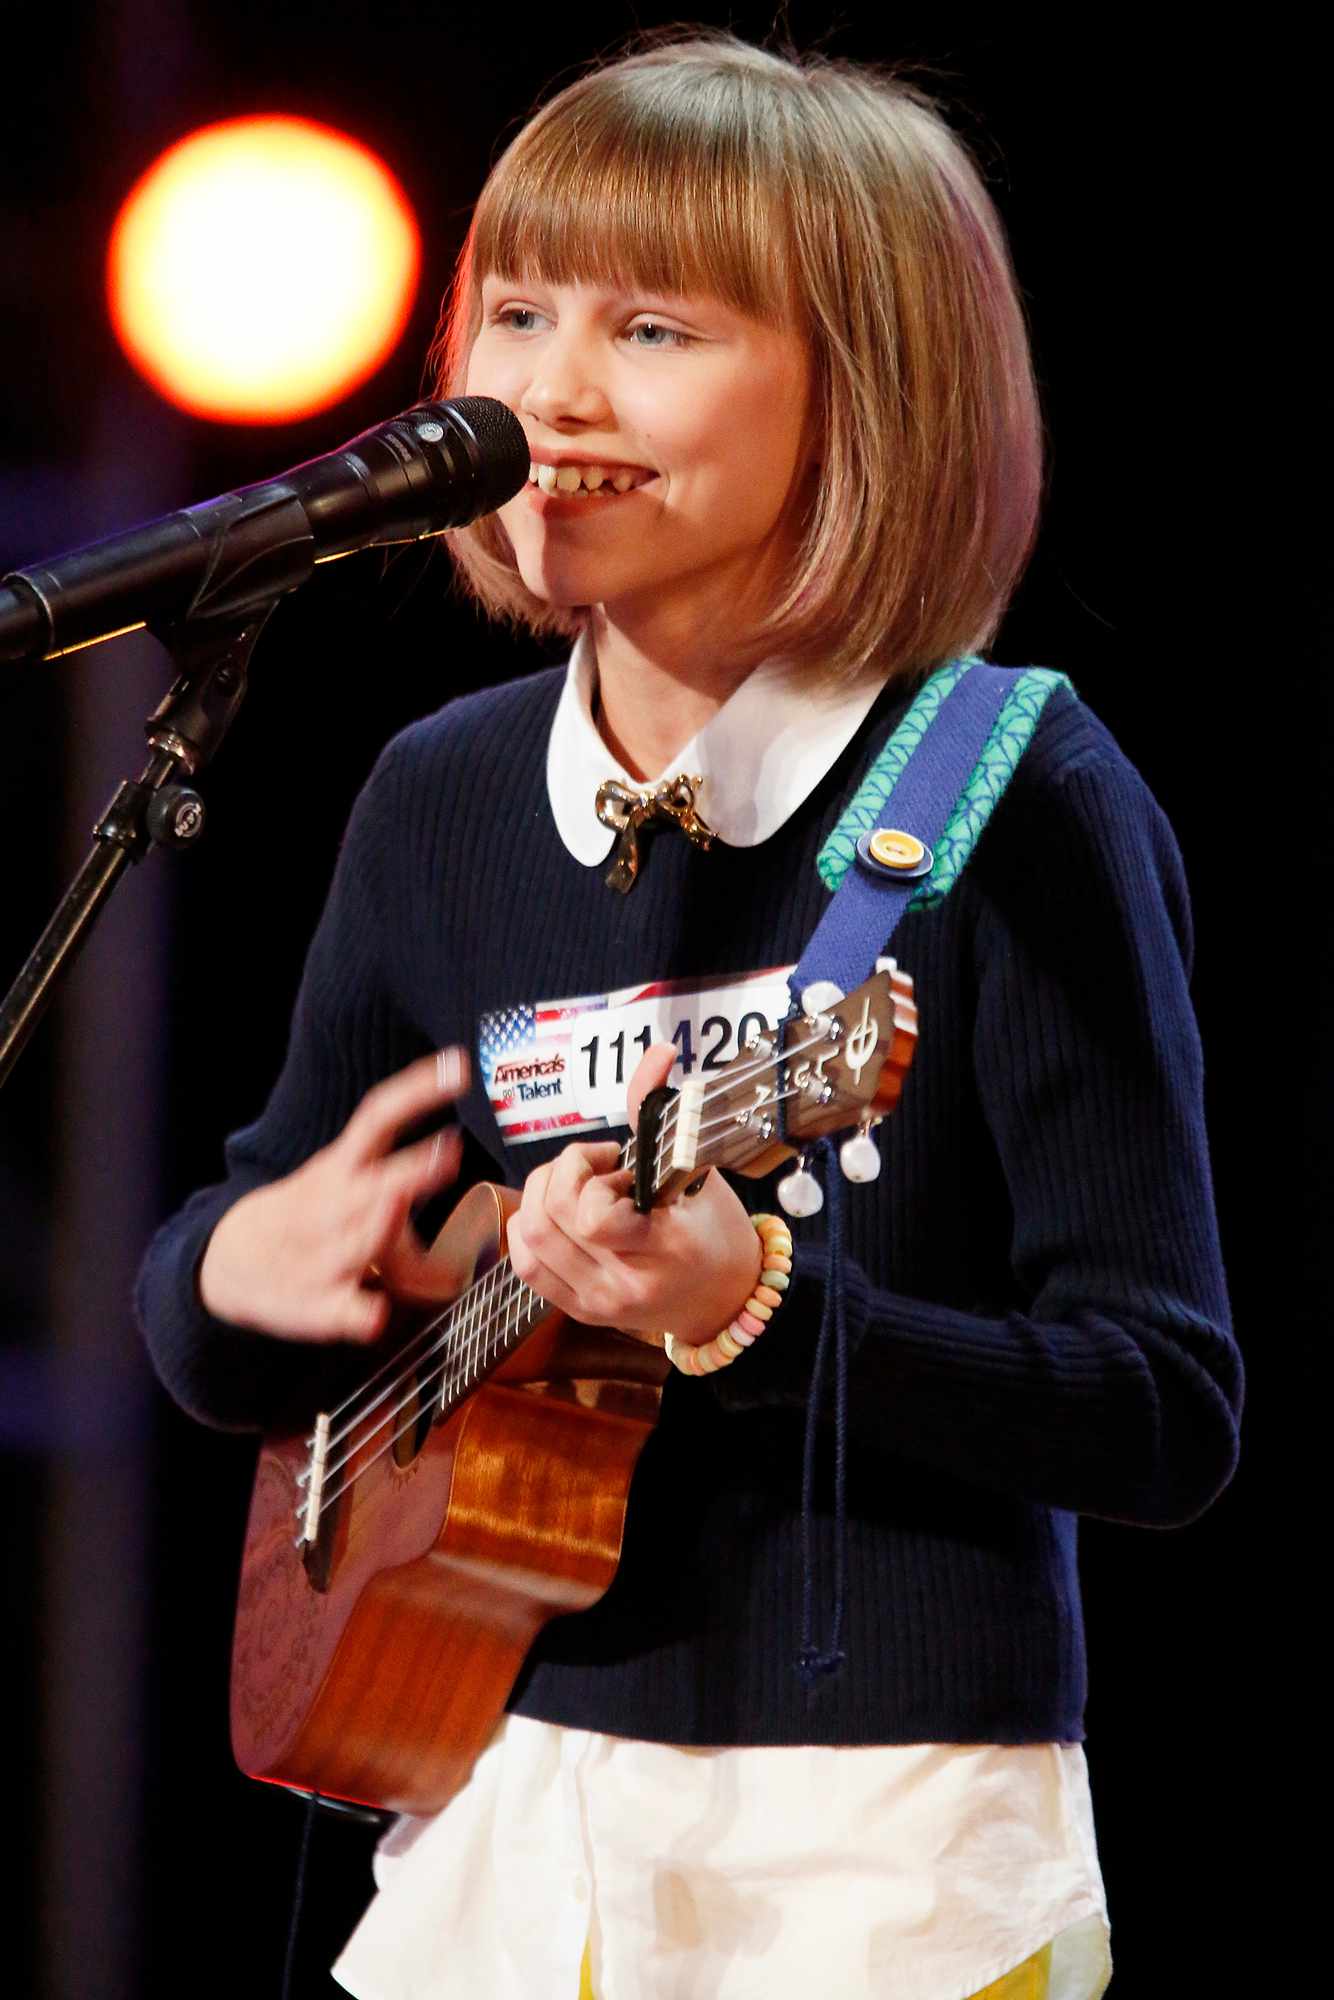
[[0, 600, 278, 1091], [0, 464, 327, 1091]]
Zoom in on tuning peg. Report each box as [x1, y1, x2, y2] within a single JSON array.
[[800, 980, 844, 1018], [839, 1119, 882, 1184], [777, 1153, 824, 1217]]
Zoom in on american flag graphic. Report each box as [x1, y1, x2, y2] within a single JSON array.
[[478, 993, 607, 1141], [478, 1001, 537, 1074]]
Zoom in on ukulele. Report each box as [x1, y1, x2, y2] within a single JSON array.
[[230, 962, 917, 1813]]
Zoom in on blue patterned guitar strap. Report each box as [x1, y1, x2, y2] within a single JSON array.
[[780, 657, 1073, 1685]]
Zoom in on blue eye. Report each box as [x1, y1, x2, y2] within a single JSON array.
[[499, 308, 540, 332], [627, 321, 687, 348]]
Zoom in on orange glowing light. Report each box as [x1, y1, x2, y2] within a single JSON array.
[[107, 115, 420, 424]]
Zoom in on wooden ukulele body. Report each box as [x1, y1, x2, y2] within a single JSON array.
[[229, 1182, 666, 1814]]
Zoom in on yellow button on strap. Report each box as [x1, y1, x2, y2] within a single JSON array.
[[856, 826, 934, 880]]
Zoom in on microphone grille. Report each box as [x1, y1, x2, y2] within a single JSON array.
[[443, 396, 530, 513]]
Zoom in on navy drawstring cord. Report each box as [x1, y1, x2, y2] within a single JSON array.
[[776, 1006, 850, 1687], [797, 1134, 849, 1684]]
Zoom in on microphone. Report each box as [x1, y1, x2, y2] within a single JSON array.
[[0, 396, 529, 664]]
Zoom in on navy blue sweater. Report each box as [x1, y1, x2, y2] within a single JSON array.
[[135, 667, 1241, 1747]]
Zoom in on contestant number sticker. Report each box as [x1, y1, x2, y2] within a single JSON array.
[[479, 964, 796, 1143]]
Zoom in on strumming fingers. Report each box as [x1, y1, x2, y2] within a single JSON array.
[[264, 1272, 390, 1344], [377, 1125, 463, 1203], [351, 1180, 419, 1276], [341, 1048, 469, 1167], [334, 1284, 392, 1344]]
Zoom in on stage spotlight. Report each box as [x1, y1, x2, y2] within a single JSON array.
[[107, 114, 421, 424]]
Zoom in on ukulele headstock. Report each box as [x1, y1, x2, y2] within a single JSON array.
[[635, 961, 918, 1202]]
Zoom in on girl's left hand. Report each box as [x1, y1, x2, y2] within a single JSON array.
[[506, 1044, 762, 1347]]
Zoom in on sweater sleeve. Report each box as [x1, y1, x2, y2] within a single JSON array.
[[709, 746, 1243, 1529], [134, 734, 435, 1432]]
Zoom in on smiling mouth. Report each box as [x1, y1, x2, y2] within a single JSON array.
[[528, 461, 653, 498]]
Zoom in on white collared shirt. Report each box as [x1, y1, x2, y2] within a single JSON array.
[[334, 642, 1112, 2000], [546, 629, 888, 863]]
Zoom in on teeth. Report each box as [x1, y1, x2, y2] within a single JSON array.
[[528, 462, 646, 496]]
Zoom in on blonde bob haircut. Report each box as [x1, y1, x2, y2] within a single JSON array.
[[432, 33, 1043, 687]]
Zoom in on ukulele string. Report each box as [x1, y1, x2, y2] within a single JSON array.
[[647, 1019, 832, 1166], [315, 1263, 502, 1452], [317, 1300, 458, 1431], [313, 1262, 541, 1514], [317, 1256, 526, 1464], [640, 1019, 830, 1171], [618, 1016, 830, 1184]]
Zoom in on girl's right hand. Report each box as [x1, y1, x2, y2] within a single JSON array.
[[196, 1048, 468, 1343]]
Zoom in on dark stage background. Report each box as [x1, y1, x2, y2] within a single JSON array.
[[1, 7, 1322, 1996]]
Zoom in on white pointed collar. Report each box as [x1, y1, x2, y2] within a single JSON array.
[[546, 630, 889, 866]]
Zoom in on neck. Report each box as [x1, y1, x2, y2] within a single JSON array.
[[589, 605, 765, 781]]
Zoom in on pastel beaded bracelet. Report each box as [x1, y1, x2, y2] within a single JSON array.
[[663, 1213, 793, 1376]]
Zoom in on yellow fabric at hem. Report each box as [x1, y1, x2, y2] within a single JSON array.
[[576, 1937, 1052, 1999]]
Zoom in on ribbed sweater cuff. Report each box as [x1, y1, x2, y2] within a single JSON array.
[[707, 1242, 871, 1412], [135, 1171, 311, 1432]]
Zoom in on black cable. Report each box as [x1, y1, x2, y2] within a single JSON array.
[[281, 1791, 321, 1999]]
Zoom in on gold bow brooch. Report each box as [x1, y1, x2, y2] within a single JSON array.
[[595, 774, 714, 893]]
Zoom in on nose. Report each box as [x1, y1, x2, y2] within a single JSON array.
[[519, 326, 612, 431]]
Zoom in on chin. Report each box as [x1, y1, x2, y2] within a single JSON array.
[[514, 562, 603, 611]]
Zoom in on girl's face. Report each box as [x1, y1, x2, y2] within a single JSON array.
[[465, 274, 812, 650]]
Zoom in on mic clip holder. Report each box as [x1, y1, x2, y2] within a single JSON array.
[[0, 601, 276, 1090]]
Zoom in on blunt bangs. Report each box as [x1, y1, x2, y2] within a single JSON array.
[[470, 74, 793, 324]]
